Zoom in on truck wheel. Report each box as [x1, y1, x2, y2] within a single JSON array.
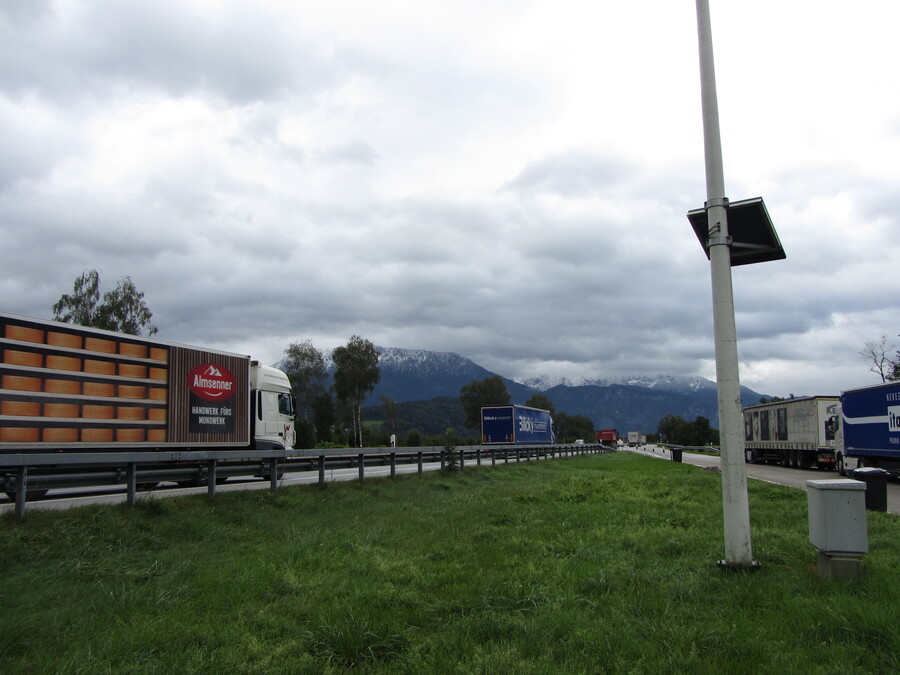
[[176, 476, 229, 487], [4, 488, 49, 501], [177, 479, 208, 488]]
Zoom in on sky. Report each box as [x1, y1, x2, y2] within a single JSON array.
[[2, 0, 899, 399]]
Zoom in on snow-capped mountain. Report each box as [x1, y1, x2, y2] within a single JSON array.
[[318, 345, 767, 432], [517, 374, 718, 395], [342, 346, 533, 405]]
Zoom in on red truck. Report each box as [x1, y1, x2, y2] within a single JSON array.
[[596, 428, 618, 444]]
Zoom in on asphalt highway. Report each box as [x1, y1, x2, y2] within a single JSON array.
[[5, 447, 897, 516]]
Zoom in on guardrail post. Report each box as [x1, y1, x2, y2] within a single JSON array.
[[358, 454, 365, 482], [208, 460, 217, 496], [516, 448, 521, 462], [126, 463, 137, 506], [504, 448, 509, 464], [15, 467, 27, 520], [459, 448, 465, 469], [476, 448, 482, 466], [491, 447, 496, 468], [390, 452, 396, 479], [417, 451, 423, 475], [270, 459, 278, 490], [318, 455, 326, 485], [440, 450, 446, 470]]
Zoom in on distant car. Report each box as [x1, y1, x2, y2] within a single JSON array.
[[574, 439, 584, 445]]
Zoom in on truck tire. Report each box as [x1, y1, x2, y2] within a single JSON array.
[[4, 488, 49, 502], [177, 476, 230, 488]]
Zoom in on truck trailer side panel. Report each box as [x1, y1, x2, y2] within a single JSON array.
[[742, 396, 839, 468], [1, 312, 251, 450], [482, 405, 555, 445], [839, 381, 900, 477]]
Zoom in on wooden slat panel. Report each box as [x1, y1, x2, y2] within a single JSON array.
[[0, 314, 248, 448]]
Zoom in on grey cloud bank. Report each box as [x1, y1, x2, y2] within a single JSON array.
[[1, 0, 899, 400]]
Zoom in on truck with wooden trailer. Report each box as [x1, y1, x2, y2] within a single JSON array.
[[742, 396, 839, 469], [0, 311, 295, 503]]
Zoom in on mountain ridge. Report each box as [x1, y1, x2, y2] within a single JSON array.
[[350, 346, 769, 433]]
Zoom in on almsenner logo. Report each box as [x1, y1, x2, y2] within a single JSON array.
[[188, 363, 236, 402]]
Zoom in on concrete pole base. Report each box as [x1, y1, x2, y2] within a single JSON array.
[[817, 551, 862, 582], [717, 560, 762, 572]]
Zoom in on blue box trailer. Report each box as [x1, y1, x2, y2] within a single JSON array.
[[836, 380, 900, 478], [481, 405, 556, 445]]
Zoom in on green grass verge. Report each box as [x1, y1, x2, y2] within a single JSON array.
[[2, 454, 898, 674]]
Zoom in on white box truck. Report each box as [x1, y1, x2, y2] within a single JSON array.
[[742, 396, 839, 469]]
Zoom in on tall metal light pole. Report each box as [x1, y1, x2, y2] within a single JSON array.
[[695, 0, 757, 568]]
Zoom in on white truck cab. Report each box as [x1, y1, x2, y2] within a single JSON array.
[[250, 362, 296, 450]]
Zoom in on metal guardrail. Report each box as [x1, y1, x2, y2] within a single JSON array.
[[2, 443, 616, 519], [290, 443, 613, 484]]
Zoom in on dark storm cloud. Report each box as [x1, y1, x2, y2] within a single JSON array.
[[1, 0, 899, 401]]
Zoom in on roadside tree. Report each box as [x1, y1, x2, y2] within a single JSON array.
[[282, 339, 327, 419], [859, 336, 895, 383], [524, 393, 556, 415], [332, 336, 380, 448], [53, 269, 157, 336], [381, 395, 401, 436], [555, 412, 594, 443], [459, 376, 510, 430]]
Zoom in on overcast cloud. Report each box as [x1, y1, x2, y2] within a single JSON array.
[[2, 0, 899, 398]]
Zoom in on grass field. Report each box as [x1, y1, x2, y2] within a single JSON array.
[[2, 453, 898, 673]]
